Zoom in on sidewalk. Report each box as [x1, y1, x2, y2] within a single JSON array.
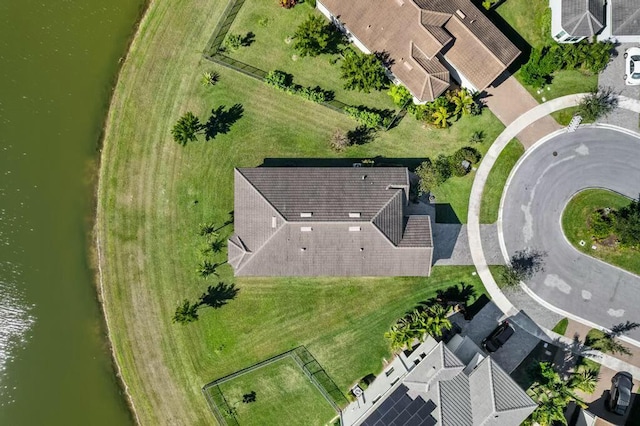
[[483, 74, 562, 149]]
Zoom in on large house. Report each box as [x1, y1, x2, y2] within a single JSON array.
[[551, 0, 640, 43], [228, 167, 433, 276], [342, 336, 537, 426], [316, 0, 521, 102]]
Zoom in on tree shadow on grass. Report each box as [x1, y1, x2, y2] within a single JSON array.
[[198, 282, 239, 309], [204, 104, 244, 141]]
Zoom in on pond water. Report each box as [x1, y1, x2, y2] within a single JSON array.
[[0, 0, 144, 423]]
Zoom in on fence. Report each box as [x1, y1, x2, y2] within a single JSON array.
[[202, 346, 347, 426], [201, 0, 407, 128]]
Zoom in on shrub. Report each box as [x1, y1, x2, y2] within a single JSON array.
[[613, 200, 640, 247], [434, 154, 452, 183], [577, 87, 617, 122], [590, 209, 614, 239], [340, 48, 389, 93], [453, 146, 482, 164], [224, 33, 243, 51], [415, 159, 437, 195], [344, 106, 385, 128], [329, 130, 349, 152], [264, 70, 291, 88], [279, 0, 296, 8], [469, 130, 484, 144], [293, 15, 332, 57], [388, 84, 413, 107]]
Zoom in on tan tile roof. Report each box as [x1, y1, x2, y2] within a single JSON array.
[[319, 0, 520, 101]]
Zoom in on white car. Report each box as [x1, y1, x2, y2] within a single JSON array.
[[624, 47, 640, 85]]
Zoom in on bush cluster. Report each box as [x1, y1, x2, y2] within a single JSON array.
[[344, 106, 392, 128], [264, 70, 331, 103], [520, 41, 613, 88], [588, 200, 640, 248], [415, 146, 482, 194], [407, 88, 481, 129]]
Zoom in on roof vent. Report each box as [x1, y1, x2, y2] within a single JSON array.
[[301, 227, 313, 232], [456, 9, 466, 19], [362, 175, 367, 180], [349, 226, 361, 232], [271, 216, 277, 228], [349, 212, 361, 218], [300, 212, 313, 217], [403, 61, 413, 71], [301, 247, 306, 252]]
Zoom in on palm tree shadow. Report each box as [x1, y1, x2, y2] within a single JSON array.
[[204, 104, 244, 141], [199, 282, 239, 309]]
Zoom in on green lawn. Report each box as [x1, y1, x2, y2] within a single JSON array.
[[213, 357, 336, 426], [96, 0, 493, 423], [551, 318, 569, 335], [489, 265, 510, 289], [495, 0, 551, 50], [496, 0, 598, 125], [480, 139, 524, 224], [561, 189, 640, 276], [224, 0, 395, 111]]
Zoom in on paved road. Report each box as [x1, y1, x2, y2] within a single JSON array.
[[501, 127, 640, 340]]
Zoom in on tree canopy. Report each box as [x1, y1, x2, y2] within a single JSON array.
[[171, 111, 202, 146], [340, 49, 389, 93], [293, 15, 332, 57]]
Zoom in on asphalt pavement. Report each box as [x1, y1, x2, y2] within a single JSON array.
[[500, 127, 640, 341]]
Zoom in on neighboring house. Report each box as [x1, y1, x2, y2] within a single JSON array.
[[551, 0, 606, 43], [316, 0, 520, 102], [551, 0, 640, 43], [228, 167, 433, 276], [342, 336, 537, 426]]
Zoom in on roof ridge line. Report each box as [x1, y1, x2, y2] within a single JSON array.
[[232, 224, 287, 274], [235, 168, 288, 223]]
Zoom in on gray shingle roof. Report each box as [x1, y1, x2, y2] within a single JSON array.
[[612, 0, 640, 36], [358, 341, 536, 426], [438, 373, 473, 425], [561, 0, 605, 37], [230, 168, 433, 276]]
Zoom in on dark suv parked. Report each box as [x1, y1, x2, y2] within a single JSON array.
[[608, 372, 633, 415], [482, 320, 515, 352]]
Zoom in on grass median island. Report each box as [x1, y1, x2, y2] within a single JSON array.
[[562, 189, 640, 276], [96, 0, 495, 423], [480, 139, 524, 224]]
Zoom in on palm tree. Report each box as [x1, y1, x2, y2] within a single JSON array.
[[199, 222, 218, 237], [197, 260, 218, 279], [201, 71, 219, 87], [172, 299, 199, 324], [569, 366, 599, 394], [451, 88, 474, 116], [425, 304, 452, 338], [384, 318, 416, 352], [526, 362, 587, 425], [431, 106, 451, 128], [171, 111, 202, 146]]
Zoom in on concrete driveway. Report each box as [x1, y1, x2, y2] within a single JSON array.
[[598, 43, 640, 132], [500, 127, 640, 341]]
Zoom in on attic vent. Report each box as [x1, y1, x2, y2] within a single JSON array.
[[301, 227, 313, 232], [456, 9, 466, 19], [395, 0, 404, 5], [349, 212, 361, 218], [271, 216, 277, 228], [300, 212, 313, 217], [403, 61, 413, 71], [349, 226, 361, 232]]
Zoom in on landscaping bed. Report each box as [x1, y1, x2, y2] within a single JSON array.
[[561, 189, 640, 276]]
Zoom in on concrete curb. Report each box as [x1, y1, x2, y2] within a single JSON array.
[[468, 94, 640, 352]]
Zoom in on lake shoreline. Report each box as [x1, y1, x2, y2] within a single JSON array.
[[91, 1, 153, 424]]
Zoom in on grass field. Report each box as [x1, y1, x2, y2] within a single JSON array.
[[480, 139, 524, 224], [561, 189, 640, 276], [212, 356, 336, 426], [95, 0, 493, 423], [223, 0, 395, 111]]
